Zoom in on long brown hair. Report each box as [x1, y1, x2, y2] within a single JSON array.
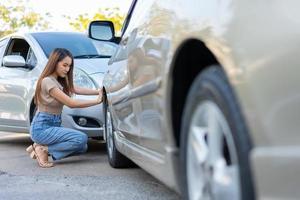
[[34, 48, 75, 106]]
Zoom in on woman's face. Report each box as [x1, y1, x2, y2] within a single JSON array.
[[55, 56, 72, 78]]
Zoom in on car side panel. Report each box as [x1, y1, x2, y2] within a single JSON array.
[[167, 0, 300, 199]]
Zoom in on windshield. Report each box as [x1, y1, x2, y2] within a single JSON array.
[[32, 32, 115, 58], [92, 40, 117, 57]]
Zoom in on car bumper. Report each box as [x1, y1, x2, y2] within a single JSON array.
[[61, 103, 104, 138]]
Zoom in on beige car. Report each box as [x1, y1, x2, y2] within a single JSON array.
[[89, 1, 300, 199]]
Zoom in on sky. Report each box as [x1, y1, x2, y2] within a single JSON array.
[[25, 0, 132, 31]]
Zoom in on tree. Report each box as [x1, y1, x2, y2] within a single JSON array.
[[0, 0, 50, 38], [64, 7, 125, 35]]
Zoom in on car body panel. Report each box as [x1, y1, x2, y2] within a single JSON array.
[[107, 57, 140, 145], [0, 65, 33, 127], [102, 0, 300, 198]]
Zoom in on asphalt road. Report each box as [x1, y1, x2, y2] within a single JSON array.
[[0, 132, 180, 200]]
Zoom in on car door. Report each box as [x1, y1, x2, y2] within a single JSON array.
[[0, 37, 10, 128], [0, 37, 38, 132], [129, 36, 170, 154], [105, 0, 140, 144], [114, 0, 169, 154]]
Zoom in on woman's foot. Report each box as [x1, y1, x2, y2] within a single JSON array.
[[26, 144, 36, 159], [32, 144, 54, 168]]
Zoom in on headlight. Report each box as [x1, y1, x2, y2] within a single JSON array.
[[74, 68, 96, 89]]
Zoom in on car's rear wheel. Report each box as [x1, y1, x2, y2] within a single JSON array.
[[104, 104, 134, 168], [180, 66, 254, 200]]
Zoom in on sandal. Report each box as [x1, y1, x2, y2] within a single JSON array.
[[26, 144, 37, 159], [32, 144, 54, 168]]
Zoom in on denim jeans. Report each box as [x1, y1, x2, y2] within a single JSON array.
[[30, 112, 88, 160]]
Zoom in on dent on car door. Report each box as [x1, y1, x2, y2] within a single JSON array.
[[106, 34, 140, 144], [124, 1, 171, 154], [130, 36, 170, 154], [0, 38, 36, 130]]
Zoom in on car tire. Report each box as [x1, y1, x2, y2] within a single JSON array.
[[104, 103, 134, 168], [180, 66, 255, 200]]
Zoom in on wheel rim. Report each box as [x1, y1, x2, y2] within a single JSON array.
[[187, 101, 240, 200], [105, 109, 114, 157]]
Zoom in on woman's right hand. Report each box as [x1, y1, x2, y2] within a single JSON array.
[[96, 89, 103, 104]]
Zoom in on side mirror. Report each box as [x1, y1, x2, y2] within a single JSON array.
[[88, 21, 115, 41], [88, 20, 121, 44], [2, 55, 26, 67]]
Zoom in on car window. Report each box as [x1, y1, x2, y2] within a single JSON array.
[[92, 40, 117, 56], [123, 1, 149, 37], [4, 38, 30, 60], [31, 32, 100, 58], [120, 0, 138, 37]]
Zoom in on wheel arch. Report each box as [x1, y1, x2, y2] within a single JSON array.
[[169, 39, 220, 147]]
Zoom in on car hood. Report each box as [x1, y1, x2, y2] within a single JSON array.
[[74, 58, 110, 75]]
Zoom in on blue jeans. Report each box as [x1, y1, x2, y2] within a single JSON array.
[[30, 112, 88, 160]]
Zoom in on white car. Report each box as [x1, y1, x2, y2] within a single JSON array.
[[0, 31, 116, 138]]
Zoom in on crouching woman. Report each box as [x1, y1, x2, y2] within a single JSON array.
[[26, 48, 103, 168]]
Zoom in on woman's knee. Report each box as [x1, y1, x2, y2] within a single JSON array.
[[76, 134, 88, 153], [74, 132, 88, 147], [81, 133, 88, 144]]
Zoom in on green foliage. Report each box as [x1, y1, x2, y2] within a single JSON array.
[[65, 7, 125, 35], [0, 0, 50, 38]]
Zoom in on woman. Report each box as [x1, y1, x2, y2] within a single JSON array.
[[26, 48, 103, 168]]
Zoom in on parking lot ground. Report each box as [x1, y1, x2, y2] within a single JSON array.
[[0, 132, 180, 200]]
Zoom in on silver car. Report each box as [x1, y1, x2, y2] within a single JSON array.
[[0, 32, 116, 138], [88, 0, 300, 200]]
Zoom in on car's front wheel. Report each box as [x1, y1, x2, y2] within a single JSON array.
[[180, 66, 254, 200], [104, 104, 134, 168]]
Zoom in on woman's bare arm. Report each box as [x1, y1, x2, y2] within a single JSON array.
[[50, 88, 102, 108], [74, 86, 100, 95]]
